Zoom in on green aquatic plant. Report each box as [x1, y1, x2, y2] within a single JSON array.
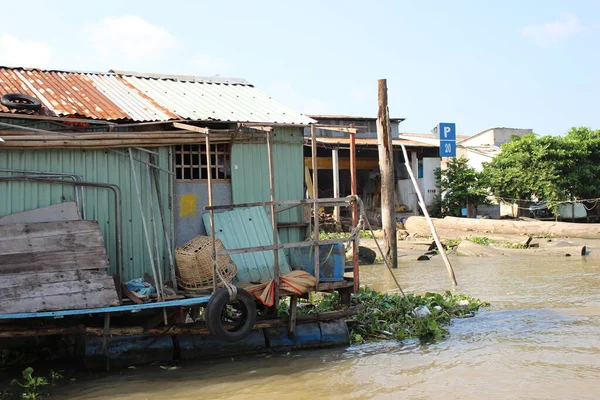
[[467, 236, 491, 246], [11, 367, 48, 400], [444, 238, 463, 248], [286, 287, 488, 343]]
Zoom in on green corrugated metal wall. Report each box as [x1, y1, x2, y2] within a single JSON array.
[[0, 147, 172, 281], [231, 127, 305, 247]]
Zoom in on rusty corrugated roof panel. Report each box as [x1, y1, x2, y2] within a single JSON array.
[[0, 67, 315, 124]]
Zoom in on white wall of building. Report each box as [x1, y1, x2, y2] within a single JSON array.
[[421, 157, 440, 205], [460, 128, 533, 147]]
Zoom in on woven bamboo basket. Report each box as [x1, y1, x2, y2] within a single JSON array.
[[175, 236, 237, 291]]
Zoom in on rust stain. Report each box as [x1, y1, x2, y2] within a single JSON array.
[[0, 67, 178, 121]]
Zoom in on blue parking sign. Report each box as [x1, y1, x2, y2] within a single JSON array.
[[438, 123, 456, 141], [440, 140, 456, 157]]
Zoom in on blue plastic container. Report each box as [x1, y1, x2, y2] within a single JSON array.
[[289, 243, 345, 281]]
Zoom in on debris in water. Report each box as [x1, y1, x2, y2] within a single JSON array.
[[413, 305, 432, 317], [160, 365, 181, 370]]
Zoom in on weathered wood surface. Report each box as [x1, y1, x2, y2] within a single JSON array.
[[0, 220, 119, 314], [376, 78, 398, 268], [0, 202, 80, 226]]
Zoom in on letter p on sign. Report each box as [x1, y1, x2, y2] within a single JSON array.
[[438, 123, 456, 141]]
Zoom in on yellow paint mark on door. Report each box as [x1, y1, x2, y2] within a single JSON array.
[[179, 193, 198, 218]]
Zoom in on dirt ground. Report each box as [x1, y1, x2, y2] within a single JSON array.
[[357, 229, 600, 264]]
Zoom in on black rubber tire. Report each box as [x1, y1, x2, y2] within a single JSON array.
[[1, 93, 42, 110], [205, 288, 257, 342]]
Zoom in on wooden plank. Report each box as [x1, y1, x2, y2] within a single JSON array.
[[0, 276, 115, 302], [0, 231, 105, 255], [0, 270, 110, 289], [121, 284, 144, 305], [0, 202, 80, 225], [0, 247, 109, 274], [0, 290, 119, 314], [0, 220, 100, 241], [172, 122, 209, 134], [0, 276, 119, 314]]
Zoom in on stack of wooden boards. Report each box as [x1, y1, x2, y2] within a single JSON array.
[[0, 220, 120, 314]]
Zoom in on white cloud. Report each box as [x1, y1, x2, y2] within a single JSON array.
[[520, 13, 582, 47], [84, 16, 178, 63], [0, 34, 52, 67]]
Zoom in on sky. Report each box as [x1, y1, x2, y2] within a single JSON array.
[[0, 0, 598, 136]]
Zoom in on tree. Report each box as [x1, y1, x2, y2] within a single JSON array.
[[481, 128, 600, 208], [433, 157, 489, 217]]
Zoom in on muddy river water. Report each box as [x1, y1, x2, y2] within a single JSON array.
[[55, 255, 600, 399]]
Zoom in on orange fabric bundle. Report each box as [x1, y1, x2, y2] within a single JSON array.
[[245, 281, 275, 307], [243, 271, 317, 307], [280, 270, 317, 295]]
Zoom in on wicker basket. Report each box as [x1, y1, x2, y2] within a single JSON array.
[[175, 236, 237, 291]]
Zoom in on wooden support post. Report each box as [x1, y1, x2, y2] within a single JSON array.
[[350, 130, 359, 293], [411, 151, 419, 216], [205, 135, 218, 293], [311, 125, 320, 285], [332, 148, 340, 226], [266, 129, 280, 309], [287, 295, 298, 338], [376, 79, 398, 269], [400, 144, 458, 286], [102, 312, 111, 371]]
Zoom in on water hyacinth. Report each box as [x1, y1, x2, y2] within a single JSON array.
[[286, 287, 489, 344]]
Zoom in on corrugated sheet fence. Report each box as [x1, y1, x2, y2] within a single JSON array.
[[231, 127, 306, 256], [0, 147, 172, 281]]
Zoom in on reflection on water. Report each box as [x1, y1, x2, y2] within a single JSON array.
[[55, 256, 600, 400]]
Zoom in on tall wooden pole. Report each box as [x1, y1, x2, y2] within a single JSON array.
[[376, 79, 398, 268], [310, 124, 320, 286], [332, 147, 340, 226], [350, 130, 359, 292], [205, 135, 217, 293], [400, 144, 458, 286], [266, 129, 280, 305]]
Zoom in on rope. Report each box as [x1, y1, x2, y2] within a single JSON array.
[[214, 257, 237, 301]]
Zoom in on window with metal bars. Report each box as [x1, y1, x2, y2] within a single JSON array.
[[174, 144, 231, 181]]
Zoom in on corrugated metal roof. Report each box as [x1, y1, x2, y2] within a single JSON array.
[[202, 207, 292, 283], [0, 67, 315, 124], [122, 75, 313, 124], [308, 114, 405, 122], [311, 137, 438, 148]]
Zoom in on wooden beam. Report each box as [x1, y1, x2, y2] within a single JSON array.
[[266, 130, 280, 308], [311, 124, 320, 285], [305, 166, 313, 199], [350, 131, 359, 293], [172, 122, 210, 134], [332, 148, 341, 224]]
